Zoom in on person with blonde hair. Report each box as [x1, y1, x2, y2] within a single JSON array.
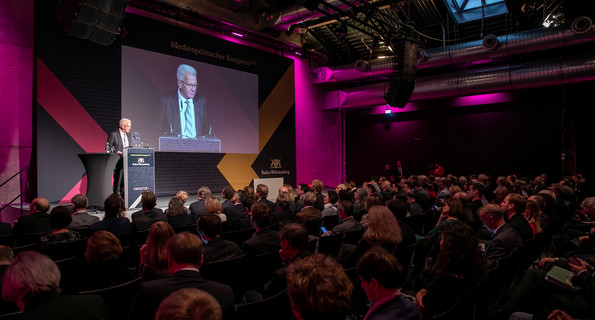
[[312, 179, 324, 211], [155, 288, 222, 320], [205, 196, 227, 222], [139, 221, 175, 281]]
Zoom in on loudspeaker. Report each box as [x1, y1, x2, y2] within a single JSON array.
[[57, 0, 127, 45], [384, 40, 418, 108]]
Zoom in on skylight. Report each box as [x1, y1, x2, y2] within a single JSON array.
[[444, 0, 509, 24]]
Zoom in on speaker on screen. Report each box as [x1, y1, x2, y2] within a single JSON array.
[[384, 40, 418, 108], [56, 0, 128, 45]]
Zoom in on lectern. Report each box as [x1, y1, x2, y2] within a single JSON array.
[[77, 153, 121, 208], [123, 148, 155, 209]]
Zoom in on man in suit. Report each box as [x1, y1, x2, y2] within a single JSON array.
[[501, 193, 534, 241], [256, 184, 279, 214], [242, 202, 280, 256], [197, 213, 240, 265], [131, 190, 166, 232], [14, 197, 52, 235], [127, 232, 235, 320], [222, 192, 250, 231], [332, 200, 363, 235], [159, 64, 209, 138], [106, 118, 132, 196], [220, 186, 234, 211], [479, 203, 523, 269], [68, 194, 99, 229], [189, 186, 211, 218], [297, 192, 322, 224]]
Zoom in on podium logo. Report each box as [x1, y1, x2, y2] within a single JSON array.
[[270, 159, 281, 169], [138, 158, 145, 164]]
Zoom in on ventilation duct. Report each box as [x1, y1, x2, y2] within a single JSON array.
[[329, 53, 595, 109]]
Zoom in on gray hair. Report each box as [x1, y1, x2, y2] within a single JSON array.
[[581, 197, 595, 212], [177, 64, 197, 81], [119, 118, 131, 127], [1, 251, 61, 305], [197, 186, 212, 198]]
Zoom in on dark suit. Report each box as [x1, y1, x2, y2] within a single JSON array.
[[297, 207, 322, 224], [127, 270, 234, 320], [167, 214, 196, 228], [259, 198, 279, 214], [260, 250, 311, 298], [203, 236, 241, 265], [314, 192, 324, 211], [69, 211, 100, 229], [18, 291, 107, 320], [484, 223, 523, 269], [242, 228, 281, 256], [90, 217, 132, 237], [508, 214, 535, 241], [106, 129, 131, 195], [14, 212, 52, 235], [222, 204, 251, 231], [189, 199, 206, 217], [221, 199, 233, 211], [160, 91, 209, 137], [131, 208, 167, 232]]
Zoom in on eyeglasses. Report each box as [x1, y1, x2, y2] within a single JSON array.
[[181, 81, 199, 88]]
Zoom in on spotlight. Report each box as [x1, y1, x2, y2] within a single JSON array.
[[231, 32, 244, 37], [385, 106, 392, 114]]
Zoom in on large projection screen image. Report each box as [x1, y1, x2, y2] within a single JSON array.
[[122, 46, 259, 153]]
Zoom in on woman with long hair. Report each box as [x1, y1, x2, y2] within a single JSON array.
[[139, 221, 174, 281], [416, 220, 487, 317], [523, 200, 542, 235], [166, 197, 195, 227], [353, 187, 369, 221], [426, 198, 464, 237], [205, 196, 227, 222]]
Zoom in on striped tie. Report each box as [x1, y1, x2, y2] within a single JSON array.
[[184, 100, 192, 137]]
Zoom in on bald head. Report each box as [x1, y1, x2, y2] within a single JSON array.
[[30, 198, 50, 214]]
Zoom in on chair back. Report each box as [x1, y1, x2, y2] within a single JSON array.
[[172, 224, 198, 234], [322, 215, 340, 230], [395, 241, 417, 286], [221, 228, 254, 247], [304, 218, 323, 236], [235, 289, 292, 320], [200, 253, 252, 301], [343, 228, 365, 245], [317, 233, 343, 256], [14, 232, 49, 248], [41, 238, 88, 261], [0, 233, 14, 247], [78, 277, 142, 320]]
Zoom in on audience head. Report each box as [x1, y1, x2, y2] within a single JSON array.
[[325, 190, 338, 205], [197, 213, 223, 239], [197, 186, 211, 199], [363, 206, 402, 250], [524, 200, 542, 233], [338, 190, 352, 202], [356, 247, 402, 301], [303, 192, 316, 207], [527, 195, 545, 213], [581, 197, 595, 220], [30, 197, 50, 214], [205, 196, 222, 213], [287, 254, 352, 320], [155, 288, 222, 320], [337, 200, 354, 220], [443, 198, 464, 219], [365, 194, 382, 210], [433, 220, 487, 281], [167, 197, 188, 216], [85, 230, 123, 266], [175, 190, 189, 204], [250, 202, 270, 229], [385, 199, 408, 222], [501, 193, 526, 217], [354, 188, 368, 203], [256, 184, 269, 199], [297, 183, 311, 196], [221, 186, 234, 201], [0, 245, 14, 264], [141, 190, 157, 210], [146, 221, 175, 268], [104, 193, 125, 218], [279, 223, 309, 264], [276, 194, 290, 209], [311, 180, 323, 194], [168, 232, 203, 270], [71, 194, 88, 211], [243, 186, 256, 200], [280, 184, 295, 202], [2, 251, 60, 310], [479, 204, 505, 231], [494, 186, 509, 203], [49, 206, 72, 230]]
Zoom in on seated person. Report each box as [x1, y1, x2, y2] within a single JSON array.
[[356, 247, 421, 320], [39, 206, 82, 251], [155, 288, 222, 320], [139, 221, 175, 281], [63, 230, 137, 293], [1, 251, 107, 319], [131, 190, 167, 232], [331, 200, 363, 235], [286, 254, 352, 320], [69, 194, 99, 229], [242, 202, 280, 256], [90, 194, 132, 237], [197, 213, 241, 265], [166, 197, 195, 228], [13, 197, 52, 235], [271, 194, 299, 231]]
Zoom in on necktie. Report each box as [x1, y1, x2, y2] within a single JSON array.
[[184, 100, 192, 137], [123, 133, 128, 148]]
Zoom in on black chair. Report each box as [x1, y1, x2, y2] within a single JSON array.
[[485, 251, 524, 315], [41, 238, 88, 261], [12, 242, 39, 255], [70, 227, 91, 238], [317, 233, 343, 256], [304, 218, 323, 236], [235, 289, 292, 320], [343, 228, 365, 245], [13, 232, 49, 248], [395, 241, 417, 286], [172, 224, 198, 234], [249, 251, 284, 290], [344, 267, 369, 319], [200, 253, 252, 301], [78, 277, 142, 320], [221, 228, 254, 247], [322, 215, 340, 230], [0, 233, 14, 247], [403, 233, 436, 290]]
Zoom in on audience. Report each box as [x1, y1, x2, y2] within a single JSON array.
[[271, 194, 299, 230], [13, 197, 52, 235], [189, 186, 211, 217], [297, 192, 322, 223], [356, 247, 421, 320], [69, 194, 99, 229], [139, 221, 174, 281], [205, 196, 227, 222], [39, 206, 82, 251], [311, 179, 325, 211], [89, 193, 132, 237], [321, 190, 338, 217], [256, 184, 279, 214], [155, 288, 222, 320], [197, 213, 240, 265], [331, 200, 363, 235], [131, 190, 167, 232], [220, 186, 235, 211], [2, 251, 107, 319], [501, 193, 534, 241], [286, 254, 352, 320], [242, 202, 280, 256], [166, 197, 195, 227], [479, 203, 523, 269]]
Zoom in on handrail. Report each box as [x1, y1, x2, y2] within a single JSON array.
[[0, 166, 29, 215]]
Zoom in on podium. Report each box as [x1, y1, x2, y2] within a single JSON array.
[[124, 148, 155, 209], [77, 153, 121, 208], [159, 136, 221, 152]]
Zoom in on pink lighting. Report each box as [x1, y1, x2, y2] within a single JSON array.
[[452, 93, 513, 107]]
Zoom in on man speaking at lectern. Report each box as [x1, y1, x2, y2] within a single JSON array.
[[107, 118, 132, 196], [159, 64, 209, 138]]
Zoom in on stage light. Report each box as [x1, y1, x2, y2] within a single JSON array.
[[231, 32, 244, 37], [385, 106, 392, 114]]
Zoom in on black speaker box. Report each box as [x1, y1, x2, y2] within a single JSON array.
[[384, 40, 418, 108], [56, 0, 127, 45]]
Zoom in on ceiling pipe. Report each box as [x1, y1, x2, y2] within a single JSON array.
[[326, 53, 595, 109], [271, 0, 381, 31], [313, 16, 595, 84]]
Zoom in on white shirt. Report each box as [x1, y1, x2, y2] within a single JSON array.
[[178, 90, 196, 138]]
